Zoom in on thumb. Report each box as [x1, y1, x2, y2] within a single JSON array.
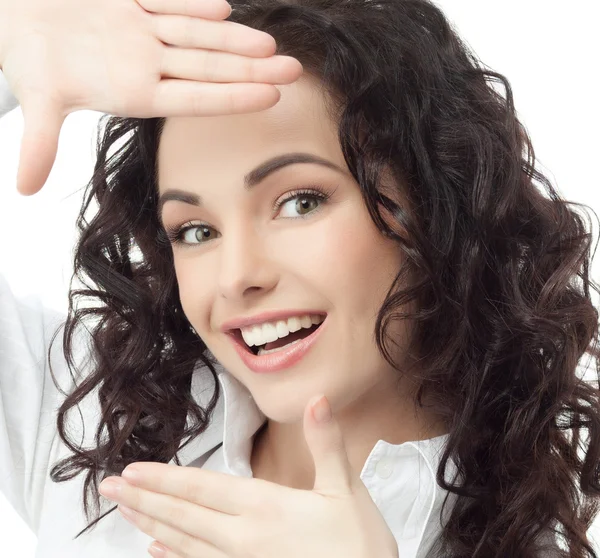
[[17, 97, 65, 196], [305, 394, 355, 496]]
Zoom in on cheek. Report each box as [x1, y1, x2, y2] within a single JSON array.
[[306, 209, 402, 310], [173, 257, 213, 321]]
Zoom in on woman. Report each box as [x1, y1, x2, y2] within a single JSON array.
[[1, 0, 599, 557]]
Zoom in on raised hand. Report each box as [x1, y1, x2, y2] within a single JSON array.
[[99, 394, 400, 558], [0, 0, 303, 195]]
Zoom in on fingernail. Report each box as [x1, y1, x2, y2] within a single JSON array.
[[148, 542, 167, 557], [121, 466, 140, 483], [312, 395, 332, 423], [99, 479, 122, 498]]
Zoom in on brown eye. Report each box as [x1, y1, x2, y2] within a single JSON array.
[[276, 190, 328, 218], [183, 225, 217, 244], [296, 196, 319, 215], [165, 223, 220, 246]]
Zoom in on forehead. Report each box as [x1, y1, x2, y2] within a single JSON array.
[[156, 75, 344, 190]]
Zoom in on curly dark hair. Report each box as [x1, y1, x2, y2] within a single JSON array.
[[45, 0, 600, 555]]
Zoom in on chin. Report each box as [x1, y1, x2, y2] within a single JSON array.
[[250, 396, 311, 424]]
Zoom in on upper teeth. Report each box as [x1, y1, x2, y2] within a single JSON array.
[[240, 314, 325, 348]]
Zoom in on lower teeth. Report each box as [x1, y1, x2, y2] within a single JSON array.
[[256, 337, 304, 356]]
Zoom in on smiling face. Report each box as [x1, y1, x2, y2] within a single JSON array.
[[156, 74, 415, 426]]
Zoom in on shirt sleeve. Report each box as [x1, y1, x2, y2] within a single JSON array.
[[0, 272, 77, 533], [0, 70, 19, 117]]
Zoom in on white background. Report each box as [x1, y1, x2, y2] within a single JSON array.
[[1, 0, 599, 555]]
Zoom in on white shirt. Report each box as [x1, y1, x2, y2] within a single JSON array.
[[0, 74, 459, 558], [0, 71, 18, 115]]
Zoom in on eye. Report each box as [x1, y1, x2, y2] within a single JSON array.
[[181, 224, 217, 244], [163, 185, 335, 247], [163, 222, 219, 246], [275, 188, 329, 218]]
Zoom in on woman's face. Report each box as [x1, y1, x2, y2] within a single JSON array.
[[157, 75, 413, 424]]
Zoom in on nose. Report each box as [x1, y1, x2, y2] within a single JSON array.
[[217, 222, 278, 301]]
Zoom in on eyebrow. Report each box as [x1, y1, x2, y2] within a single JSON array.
[[157, 152, 348, 214]]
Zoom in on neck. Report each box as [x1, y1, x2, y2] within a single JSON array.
[[250, 377, 447, 490]]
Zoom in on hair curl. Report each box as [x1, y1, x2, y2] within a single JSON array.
[[46, 0, 600, 555]]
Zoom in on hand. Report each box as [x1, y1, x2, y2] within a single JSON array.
[[0, 0, 303, 196], [99, 394, 400, 558]]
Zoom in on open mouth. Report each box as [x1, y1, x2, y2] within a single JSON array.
[[232, 319, 325, 356]]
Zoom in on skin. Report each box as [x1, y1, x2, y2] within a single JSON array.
[[157, 73, 448, 491]]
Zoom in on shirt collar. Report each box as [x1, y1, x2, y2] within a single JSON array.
[[214, 366, 454, 554], [175, 362, 451, 480], [175, 361, 454, 555], [217, 367, 267, 476], [173, 360, 265, 468]]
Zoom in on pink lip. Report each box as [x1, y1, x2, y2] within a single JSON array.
[[220, 309, 327, 333], [227, 316, 327, 373]]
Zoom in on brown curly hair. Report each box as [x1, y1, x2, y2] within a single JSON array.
[[46, 1, 600, 556]]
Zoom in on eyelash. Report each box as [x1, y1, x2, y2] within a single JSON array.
[[163, 185, 334, 247]]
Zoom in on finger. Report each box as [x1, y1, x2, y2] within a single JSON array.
[[151, 80, 282, 116], [136, 0, 232, 20], [119, 507, 228, 558], [160, 48, 303, 85], [149, 539, 226, 558], [121, 463, 281, 515], [111, 485, 236, 553], [153, 16, 276, 58], [17, 97, 66, 196], [305, 396, 355, 496]]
